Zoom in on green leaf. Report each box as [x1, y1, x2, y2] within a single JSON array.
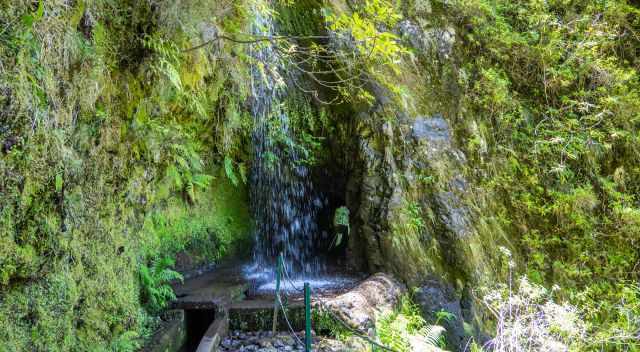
[[35, 1, 44, 20], [21, 0, 44, 27], [55, 174, 63, 193], [166, 165, 182, 189], [21, 14, 34, 27], [163, 60, 182, 91], [224, 156, 239, 186], [186, 182, 195, 202], [192, 174, 213, 188]]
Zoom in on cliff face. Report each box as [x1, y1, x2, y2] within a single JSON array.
[[323, 0, 640, 348], [334, 10, 511, 347], [0, 1, 254, 350]]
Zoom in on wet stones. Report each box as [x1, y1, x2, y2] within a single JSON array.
[[220, 331, 348, 352]]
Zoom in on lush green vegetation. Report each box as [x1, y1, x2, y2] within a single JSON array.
[[443, 0, 640, 348], [1, 0, 639, 350], [0, 0, 253, 350], [377, 295, 447, 351], [315, 0, 640, 349], [314, 294, 448, 351]]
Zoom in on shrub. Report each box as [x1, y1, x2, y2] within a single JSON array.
[[377, 295, 446, 351], [481, 276, 586, 352]]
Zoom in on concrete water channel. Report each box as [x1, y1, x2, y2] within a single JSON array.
[[142, 261, 363, 352]]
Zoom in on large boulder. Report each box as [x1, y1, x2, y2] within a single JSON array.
[[319, 273, 406, 332]]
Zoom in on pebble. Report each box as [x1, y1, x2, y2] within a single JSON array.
[[219, 330, 348, 352]]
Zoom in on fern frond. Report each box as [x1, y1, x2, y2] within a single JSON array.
[[166, 165, 182, 189], [193, 174, 213, 188], [418, 324, 446, 346], [224, 156, 239, 186]]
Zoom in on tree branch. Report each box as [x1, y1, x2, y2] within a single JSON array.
[[183, 33, 331, 52]]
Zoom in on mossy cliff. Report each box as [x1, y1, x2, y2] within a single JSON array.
[[0, 1, 254, 349], [324, 0, 640, 349], [1, 0, 639, 350]]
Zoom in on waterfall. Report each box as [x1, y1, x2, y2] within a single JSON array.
[[248, 3, 325, 279]]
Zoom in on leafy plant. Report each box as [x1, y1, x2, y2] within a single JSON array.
[[313, 310, 353, 341], [139, 257, 183, 313], [377, 295, 446, 352], [407, 202, 426, 233], [480, 276, 586, 352], [224, 155, 240, 186], [434, 309, 456, 325]]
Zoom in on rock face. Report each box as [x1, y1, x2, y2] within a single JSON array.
[[320, 273, 406, 331], [412, 116, 450, 143], [348, 110, 492, 281], [344, 103, 505, 348], [328, 8, 511, 350], [142, 310, 186, 352], [414, 280, 471, 350], [398, 20, 456, 60]]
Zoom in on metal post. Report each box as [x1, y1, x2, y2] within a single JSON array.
[[304, 282, 312, 352], [272, 254, 283, 333]]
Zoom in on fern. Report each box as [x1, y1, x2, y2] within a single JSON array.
[[161, 59, 183, 91], [166, 165, 183, 188], [162, 141, 213, 202], [224, 156, 239, 186], [418, 325, 446, 348], [377, 295, 446, 351], [192, 174, 214, 189], [139, 257, 183, 313]]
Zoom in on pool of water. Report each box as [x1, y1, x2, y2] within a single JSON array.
[[243, 263, 363, 296]]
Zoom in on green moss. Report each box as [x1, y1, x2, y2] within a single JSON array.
[[141, 170, 252, 267], [275, 0, 325, 37], [0, 0, 255, 350]]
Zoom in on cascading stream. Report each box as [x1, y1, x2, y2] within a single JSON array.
[[247, 2, 325, 280]]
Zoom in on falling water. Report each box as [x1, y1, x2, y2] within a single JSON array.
[[247, 3, 325, 279]]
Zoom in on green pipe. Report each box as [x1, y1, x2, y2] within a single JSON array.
[[272, 254, 283, 333], [304, 282, 312, 352]]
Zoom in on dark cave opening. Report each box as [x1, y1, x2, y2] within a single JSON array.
[[183, 309, 216, 351]]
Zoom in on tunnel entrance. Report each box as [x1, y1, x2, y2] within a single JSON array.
[[183, 309, 216, 351]]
